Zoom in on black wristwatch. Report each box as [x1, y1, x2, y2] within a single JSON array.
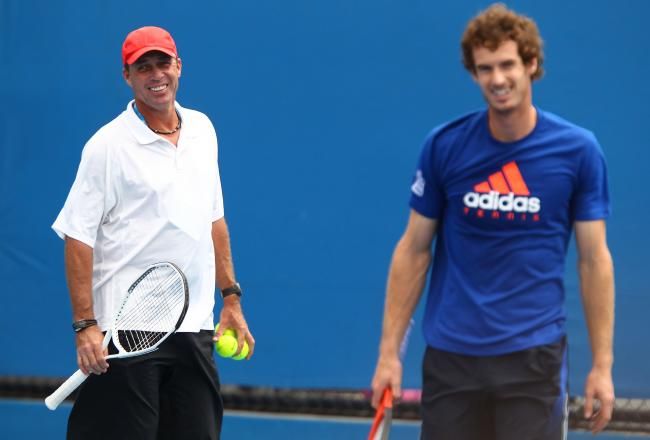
[[72, 319, 98, 333], [221, 282, 242, 299]]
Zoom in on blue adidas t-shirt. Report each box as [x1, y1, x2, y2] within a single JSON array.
[[410, 108, 610, 356]]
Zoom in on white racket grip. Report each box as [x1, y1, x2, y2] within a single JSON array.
[[45, 369, 89, 410]]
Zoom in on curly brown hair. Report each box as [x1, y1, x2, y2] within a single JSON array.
[[461, 3, 544, 80]]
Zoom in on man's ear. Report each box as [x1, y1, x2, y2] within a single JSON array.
[[526, 57, 538, 77], [177, 57, 182, 78], [123, 66, 132, 87]]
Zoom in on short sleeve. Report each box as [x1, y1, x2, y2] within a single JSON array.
[[212, 164, 224, 221], [572, 134, 610, 221], [208, 121, 224, 222], [409, 132, 445, 219], [52, 139, 112, 247]]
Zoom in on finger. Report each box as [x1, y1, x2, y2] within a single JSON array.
[[214, 324, 229, 341], [583, 392, 594, 419], [81, 354, 98, 375], [213, 321, 227, 341], [92, 350, 107, 371], [392, 380, 403, 401], [370, 388, 382, 408], [591, 410, 606, 434], [245, 333, 255, 358], [85, 353, 101, 374], [95, 346, 109, 371], [592, 398, 614, 433], [235, 332, 246, 357], [603, 400, 614, 422], [85, 345, 107, 374], [370, 379, 387, 408], [77, 354, 89, 375], [102, 347, 110, 369]]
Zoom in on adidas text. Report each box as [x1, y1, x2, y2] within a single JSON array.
[[463, 191, 541, 213]]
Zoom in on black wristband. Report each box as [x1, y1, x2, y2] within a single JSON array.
[[72, 319, 98, 333], [221, 282, 242, 299]]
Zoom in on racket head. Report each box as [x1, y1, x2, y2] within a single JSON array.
[[111, 262, 189, 355], [368, 388, 393, 440]]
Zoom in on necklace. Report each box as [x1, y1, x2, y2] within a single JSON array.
[[147, 111, 182, 135]]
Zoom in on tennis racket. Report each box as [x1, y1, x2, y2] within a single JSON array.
[[368, 319, 414, 440], [368, 388, 394, 440], [45, 261, 189, 410]]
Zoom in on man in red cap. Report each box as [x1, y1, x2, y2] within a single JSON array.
[[52, 26, 252, 439]]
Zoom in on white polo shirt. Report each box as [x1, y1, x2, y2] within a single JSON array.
[[53, 100, 224, 332]]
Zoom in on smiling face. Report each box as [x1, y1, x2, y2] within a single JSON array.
[[471, 40, 537, 116], [123, 51, 182, 113]]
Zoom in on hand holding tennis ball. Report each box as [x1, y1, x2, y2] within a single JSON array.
[[214, 323, 250, 360], [215, 333, 238, 357], [232, 340, 250, 360]]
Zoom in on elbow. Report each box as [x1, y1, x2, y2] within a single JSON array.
[[578, 250, 614, 279]]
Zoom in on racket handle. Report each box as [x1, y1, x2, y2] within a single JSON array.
[[381, 388, 393, 409], [44, 369, 89, 410]]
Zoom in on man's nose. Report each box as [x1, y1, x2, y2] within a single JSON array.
[[150, 66, 166, 79], [491, 68, 506, 86]]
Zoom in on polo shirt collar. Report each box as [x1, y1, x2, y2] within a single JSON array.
[[124, 100, 187, 145]]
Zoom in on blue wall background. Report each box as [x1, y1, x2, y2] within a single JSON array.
[[1, 0, 648, 401]]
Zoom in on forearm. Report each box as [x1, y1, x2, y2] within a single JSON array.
[[212, 218, 236, 290], [211, 218, 253, 356], [379, 237, 431, 357], [579, 253, 615, 369], [64, 237, 95, 321]]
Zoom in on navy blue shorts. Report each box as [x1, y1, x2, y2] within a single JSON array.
[[67, 330, 223, 440], [420, 337, 568, 440]]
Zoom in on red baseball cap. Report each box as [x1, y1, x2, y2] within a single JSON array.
[[122, 26, 178, 65]]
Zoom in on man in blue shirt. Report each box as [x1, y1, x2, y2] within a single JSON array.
[[370, 4, 615, 439]]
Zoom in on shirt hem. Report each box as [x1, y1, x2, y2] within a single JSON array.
[[426, 332, 567, 356]]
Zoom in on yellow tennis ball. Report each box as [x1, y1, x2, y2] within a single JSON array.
[[232, 341, 250, 361], [214, 323, 236, 337], [215, 334, 238, 358]]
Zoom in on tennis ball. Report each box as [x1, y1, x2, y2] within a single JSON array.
[[232, 341, 250, 361], [214, 323, 236, 337], [215, 334, 238, 358], [213, 323, 250, 360]]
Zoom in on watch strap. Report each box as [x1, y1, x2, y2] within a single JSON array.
[[221, 282, 242, 299]]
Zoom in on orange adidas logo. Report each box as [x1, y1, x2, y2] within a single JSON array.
[[463, 161, 541, 221], [473, 161, 530, 195]]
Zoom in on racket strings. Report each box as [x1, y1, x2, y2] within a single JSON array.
[[118, 272, 182, 327], [119, 279, 182, 331], [113, 267, 186, 353], [117, 288, 183, 351]]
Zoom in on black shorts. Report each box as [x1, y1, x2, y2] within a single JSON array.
[[67, 330, 223, 440], [421, 338, 568, 440]]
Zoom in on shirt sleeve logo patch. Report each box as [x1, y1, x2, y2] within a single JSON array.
[[411, 170, 425, 197]]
